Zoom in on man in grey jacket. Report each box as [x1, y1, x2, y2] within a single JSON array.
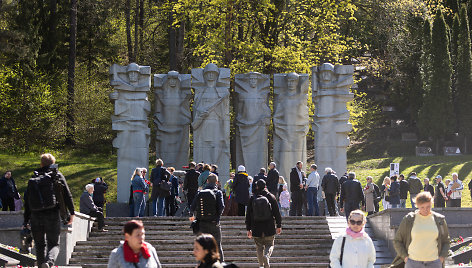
[[80, 184, 106, 231], [408, 172, 422, 209]]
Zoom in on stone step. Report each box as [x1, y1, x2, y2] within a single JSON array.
[[78, 262, 330, 268], [69, 255, 330, 264]]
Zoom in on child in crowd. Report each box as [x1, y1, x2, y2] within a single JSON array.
[[279, 184, 290, 216]]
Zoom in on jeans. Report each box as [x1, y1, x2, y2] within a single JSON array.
[[290, 191, 303, 216], [198, 221, 224, 262], [306, 187, 319, 216], [405, 258, 441, 268], [400, 199, 406, 208], [280, 207, 289, 217], [31, 209, 61, 266], [153, 196, 166, 216], [343, 201, 360, 220], [133, 192, 145, 217], [254, 235, 275, 268], [410, 193, 418, 209]]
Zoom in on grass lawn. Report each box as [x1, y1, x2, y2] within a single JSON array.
[[1, 151, 471, 210]]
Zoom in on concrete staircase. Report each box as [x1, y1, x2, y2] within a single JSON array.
[[326, 216, 394, 268], [69, 216, 333, 267]]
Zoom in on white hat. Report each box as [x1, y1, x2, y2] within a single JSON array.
[[237, 165, 245, 172]]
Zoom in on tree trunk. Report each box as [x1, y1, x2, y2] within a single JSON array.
[[224, 0, 233, 66], [125, 0, 134, 62], [168, 10, 177, 71], [176, 21, 185, 71], [134, 0, 139, 62], [66, 0, 77, 146], [139, 0, 144, 55]]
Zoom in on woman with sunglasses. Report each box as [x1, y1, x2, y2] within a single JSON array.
[[390, 191, 449, 268], [329, 210, 376, 267]]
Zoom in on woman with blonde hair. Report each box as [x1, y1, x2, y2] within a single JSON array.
[[380, 176, 391, 210], [330, 210, 376, 267], [131, 168, 148, 217], [390, 192, 449, 268]]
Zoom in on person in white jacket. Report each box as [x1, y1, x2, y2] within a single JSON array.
[[329, 210, 376, 268]]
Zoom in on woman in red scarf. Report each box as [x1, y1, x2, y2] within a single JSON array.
[[108, 220, 161, 268]]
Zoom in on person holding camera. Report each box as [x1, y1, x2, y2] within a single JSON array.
[[23, 153, 75, 268]]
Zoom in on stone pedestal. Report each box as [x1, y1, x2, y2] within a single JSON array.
[[312, 63, 354, 175], [234, 72, 271, 176], [273, 72, 310, 181], [191, 63, 231, 185], [109, 63, 151, 203], [153, 71, 192, 169]]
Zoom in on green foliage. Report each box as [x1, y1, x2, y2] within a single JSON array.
[[455, 4, 472, 138], [418, 9, 453, 140]]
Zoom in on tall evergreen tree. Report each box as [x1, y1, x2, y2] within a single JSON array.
[[451, 13, 460, 97], [420, 19, 432, 98], [418, 9, 453, 151], [456, 4, 472, 152]]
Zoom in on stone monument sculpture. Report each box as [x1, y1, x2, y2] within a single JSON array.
[[234, 72, 271, 177], [191, 63, 231, 184], [109, 63, 151, 203], [273, 72, 310, 181], [312, 63, 354, 176], [153, 71, 192, 169]]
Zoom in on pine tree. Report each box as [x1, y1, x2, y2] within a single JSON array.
[[421, 18, 432, 96], [451, 14, 460, 98], [456, 4, 472, 153], [418, 9, 453, 152]]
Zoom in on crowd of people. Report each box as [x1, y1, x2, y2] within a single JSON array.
[[2, 154, 471, 268]]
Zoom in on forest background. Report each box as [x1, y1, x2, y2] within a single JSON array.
[[1, 0, 472, 161]]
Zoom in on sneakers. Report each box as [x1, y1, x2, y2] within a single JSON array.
[[98, 228, 108, 232]]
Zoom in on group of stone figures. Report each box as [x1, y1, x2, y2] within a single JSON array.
[[109, 62, 354, 203]]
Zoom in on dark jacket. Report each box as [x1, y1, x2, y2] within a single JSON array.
[[399, 180, 409, 199], [408, 177, 423, 194], [23, 166, 75, 225], [389, 181, 400, 205], [245, 189, 282, 237], [266, 168, 279, 194], [0, 176, 18, 199], [190, 184, 224, 223], [232, 172, 250, 205], [290, 167, 306, 192], [80, 191, 99, 215], [424, 184, 434, 197], [170, 175, 179, 197], [252, 173, 267, 194], [373, 183, 381, 202], [339, 179, 365, 208], [321, 173, 340, 195], [150, 166, 171, 200], [92, 182, 108, 205], [339, 175, 348, 186], [184, 169, 200, 192], [390, 211, 449, 268]]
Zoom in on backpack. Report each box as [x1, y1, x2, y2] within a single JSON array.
[[252, 194, 273, 222], [159, 180, 172, 197], [196, 189, 217, 221], [27, 170, 70, 224]]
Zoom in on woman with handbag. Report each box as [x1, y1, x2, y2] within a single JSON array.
[[329, 210, 376, 267], [0, 171, 19, 211]]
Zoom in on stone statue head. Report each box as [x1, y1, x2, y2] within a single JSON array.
[[319, 63, 335, 82], [167, 71, 180, 88], [127, 63, 140, 83], [249, 73, 259, 89], [287, 72, 299, 91], [203, 63, 220, 83]]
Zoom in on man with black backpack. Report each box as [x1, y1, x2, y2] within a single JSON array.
[[23, 153, 75, 268], [150, 159, 171, 216], [190, 173, 225, 261], [246, 179, 282, 268]]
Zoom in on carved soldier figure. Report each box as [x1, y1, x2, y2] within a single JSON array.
[[109, 63, 151, 203], [312, 63, 354, 176], [234, 72, 271, 177], [273, 72, 310, 180], [191, 63, 231, 184], [153, 71, 192, 168]]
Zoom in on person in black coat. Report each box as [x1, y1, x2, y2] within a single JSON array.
[[184, 162, 200, 208], [232, 165, 250, 216], [150, 159, 171, 216], [91, 177, 108, 210], [321, 167, 340, 216], [0, 171, 19, 211], [252, 168, 267, 194], [266, 162, 279, 197], [246, 179, 282, 268], [423, 178, 434, 198], [398, 174, 409, 208], [339, 172, 364, 220], [289, 161, 306, 216]]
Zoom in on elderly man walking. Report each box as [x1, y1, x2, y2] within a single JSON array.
[[339, 172, 364, 220]]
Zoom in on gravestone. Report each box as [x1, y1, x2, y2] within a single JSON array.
[[234, 72, 271, 177], [273, 72, 310, 180], [416, 146, 434, 156], [401, 132, 417, 142], [191, 63, 231, 184], [312, 63, 354, 175], [109, 63, 151, 203], [153, 71, 192, 169], [444, 146, 462, 156]]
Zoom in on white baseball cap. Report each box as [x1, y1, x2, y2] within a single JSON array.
[[238, 165, 245, 172]]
